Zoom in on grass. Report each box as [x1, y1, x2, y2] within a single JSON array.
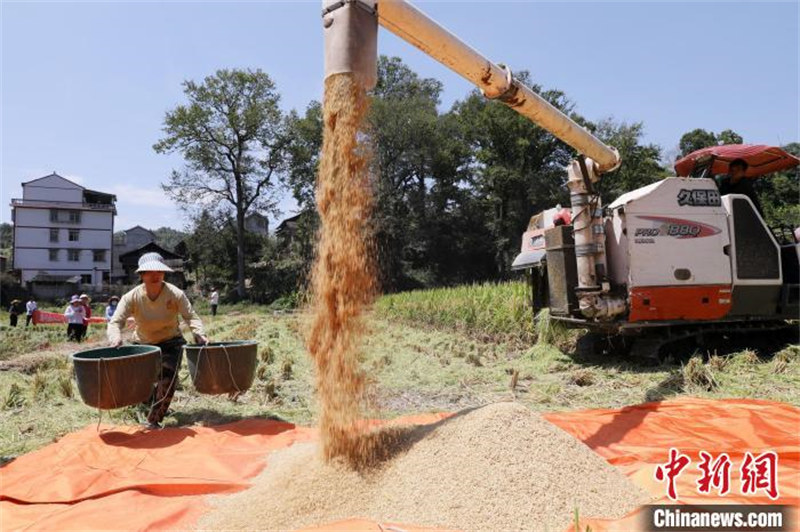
[[0, 322, 106, 361], [0, 294, 798, 462], [682, 355, 717, 391]]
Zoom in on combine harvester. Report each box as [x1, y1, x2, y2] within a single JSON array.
[[322, 0, 800, 359]]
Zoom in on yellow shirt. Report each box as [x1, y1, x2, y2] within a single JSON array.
[[107, 282, 205, 345]]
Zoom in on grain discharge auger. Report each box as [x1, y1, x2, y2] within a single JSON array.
[[322, 0, 800, 359]]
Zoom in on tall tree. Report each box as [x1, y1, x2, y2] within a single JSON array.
[[152, 227, 188, 252], [717, 129, 744, 145], [154, 69, 286, 298], [285, 101, 323, 211], [591, 119, 669, 203], [183, 209, 266, 293], [755, 142, 800, 228], [453, 73, 578, 275], [368, 56, 446, 289], [679, 128, 718, 157], [678, 128, 744, 158], [0, 223, 12, 250]]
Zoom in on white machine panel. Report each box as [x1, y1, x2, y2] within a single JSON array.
[[612, 177, 732, 288]]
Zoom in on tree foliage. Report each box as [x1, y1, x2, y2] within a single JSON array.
[[756, 142, 800, 228], [0, 223, 12, 250], [679, 128, 720, 157], [271, 56, 672, 296], [591, 119, 669, 203], [165, 59, 795, 304], [678, 127, 744, 157], [182, 209, 266, 297], [152, 227, 187, 252], [154, 68, 286, 298]]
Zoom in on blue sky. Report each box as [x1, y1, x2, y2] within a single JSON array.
[[2, 1, 797, 232]]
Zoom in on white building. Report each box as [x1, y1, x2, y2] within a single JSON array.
[[10, 173, 116, 292]]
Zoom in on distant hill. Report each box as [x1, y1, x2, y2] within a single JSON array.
[[152, 227, 188, 252]]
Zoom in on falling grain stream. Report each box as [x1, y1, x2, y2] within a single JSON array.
[[198, 73, 650, 532]]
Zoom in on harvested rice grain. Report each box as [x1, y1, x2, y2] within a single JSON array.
[[199, 402, 650, 532]]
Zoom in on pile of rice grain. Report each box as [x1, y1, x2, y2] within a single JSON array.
[[198, 402, 650, 531]]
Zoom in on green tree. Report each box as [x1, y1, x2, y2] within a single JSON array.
[[452, 73, 578, 275], [0, 223, 12, 250], [285, 102, 323, 211], [591, 119, 669, 203], [678, 128, 744, 158], [152, 227, 188, 252], [755, 142, 800, 228], [718, 129, 744, 145], [154, 69, 286, 299], [679, 128, 718, 157], [368, 56, 448, 289], [279, 57, 683, 289], [183, 209, 266, 294], [278, 101, 325, 298]]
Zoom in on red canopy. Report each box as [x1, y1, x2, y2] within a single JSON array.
[[674, 144, 800, 178]]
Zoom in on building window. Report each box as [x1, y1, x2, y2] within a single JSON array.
[[50, 209, 59, 223], [69, 211, 81, 223], [50, 228, 59, 242], [81, 274, 92, 284], [93, 250, 106, 262], [69, 229, 79, 241], [68, 249, 80, 262], [49, 249, 59, 261]]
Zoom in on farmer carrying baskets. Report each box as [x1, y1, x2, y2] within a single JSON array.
[[107, 252, 208, 429]]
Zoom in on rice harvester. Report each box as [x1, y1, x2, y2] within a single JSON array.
[[322, 0, 800, 357]]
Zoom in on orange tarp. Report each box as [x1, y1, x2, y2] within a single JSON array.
[[545, 398, 800, 531], [1, 398, 797, 531], [0, 420, 316, 531]]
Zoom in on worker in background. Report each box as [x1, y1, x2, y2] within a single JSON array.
[[209, 287, 220, 316], [65, 296, 86, 341], [25, 298, 37, 327], [8, 300, 22, 327], [79, 294, 92, 340], [107, 252, 208, 430], [105, 296, 119, 321], [716, 159, 764, 216]]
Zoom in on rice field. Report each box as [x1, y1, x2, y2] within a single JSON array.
[[375, 280, 537, 344], [0, 294, 798, 462]]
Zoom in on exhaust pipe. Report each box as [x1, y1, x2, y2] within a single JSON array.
[[322, 0, 379, 90]]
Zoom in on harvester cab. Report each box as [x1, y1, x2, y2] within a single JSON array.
[[322, 0, 799, 357], [513, 144, 800, 357]]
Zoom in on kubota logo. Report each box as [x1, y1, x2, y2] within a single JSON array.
[[634, 216, 722, 239]]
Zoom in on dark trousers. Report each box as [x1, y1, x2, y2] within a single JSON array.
[[67, 323, 83, 341], [9, 314, 18, 327], [25, 314, 33, 327], [211, 304, 218, 316], [146, 336, 186, 424]]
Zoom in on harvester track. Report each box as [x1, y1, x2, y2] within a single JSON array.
[[579, 319, 798, 363]]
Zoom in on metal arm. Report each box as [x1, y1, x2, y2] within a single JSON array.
[[322, 0, 620, 174], [322, 0, 626, 318]]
